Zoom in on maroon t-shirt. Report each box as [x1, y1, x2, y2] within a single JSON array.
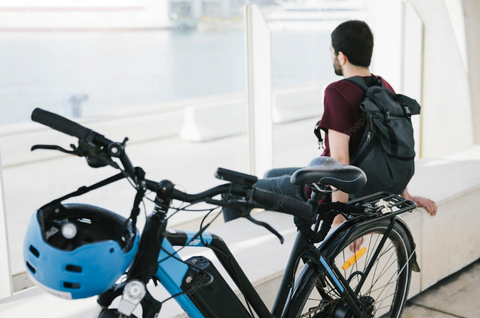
[[318, 75, 395, 157]]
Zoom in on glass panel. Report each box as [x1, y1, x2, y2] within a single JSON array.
[[250, 0, 368, 168], [0, 0, 250, 276]]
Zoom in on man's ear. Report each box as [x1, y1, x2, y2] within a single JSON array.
[[337, 51, 348, 65]]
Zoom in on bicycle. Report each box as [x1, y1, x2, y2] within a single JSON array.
[[24, 108, 420, 318]]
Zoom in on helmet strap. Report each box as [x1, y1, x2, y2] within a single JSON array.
[[39, 172, 126, 211], [120, 167, 147, 239]]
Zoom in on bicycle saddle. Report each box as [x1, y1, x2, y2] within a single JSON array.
[[290, 157, 367, 194]]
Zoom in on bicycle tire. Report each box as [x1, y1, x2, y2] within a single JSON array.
[[285, 218, 413, 318]]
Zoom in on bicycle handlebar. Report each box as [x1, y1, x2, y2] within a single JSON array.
[[32, 108, 94, 140], [30, 108, 314, 221], [145, 181, 233, 204], [252, 188, 314, 220], [145, 181, 314, 220]]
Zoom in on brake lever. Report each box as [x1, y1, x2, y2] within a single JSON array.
[[245, 215, 284, 244], [204, 198, 256, 211], [31, 144, 79, 155], [31, 142, 119, 170]]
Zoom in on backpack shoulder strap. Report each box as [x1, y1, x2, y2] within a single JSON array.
[[343, 76, 369, 92], [344, 75, 383, 92]]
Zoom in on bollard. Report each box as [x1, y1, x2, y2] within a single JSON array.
[[64, 94, 88, 118]]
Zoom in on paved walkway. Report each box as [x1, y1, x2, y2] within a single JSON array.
[[403, 258, 480, 318]]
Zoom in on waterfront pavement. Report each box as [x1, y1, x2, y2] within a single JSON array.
[[403, 258, 480, 318]]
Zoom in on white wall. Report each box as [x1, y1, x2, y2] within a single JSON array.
[[368, 0, 474, 158], [367, 0, 404, 92], [245, 4, 273, 177], [409, 0, 473, 157], [463, 0, 480, 144]]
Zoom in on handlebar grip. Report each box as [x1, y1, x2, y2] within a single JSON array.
[[252, 188, 314, 220], [31, 108, 93, 140]]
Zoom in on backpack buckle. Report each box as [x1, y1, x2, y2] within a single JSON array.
[[314, 121, 324, 149], [384, 110, 391, 124]]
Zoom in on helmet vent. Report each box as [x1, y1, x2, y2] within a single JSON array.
[[66, 265, 82, 273], [63, 282, 81, 289], [29, 245, 40, 258], [26, 261, 36, 274]]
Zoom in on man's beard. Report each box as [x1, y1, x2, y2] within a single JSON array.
[[333, 56, 343, 76]]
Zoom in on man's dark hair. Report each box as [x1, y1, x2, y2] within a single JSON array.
[[331, 20, 374, 67]]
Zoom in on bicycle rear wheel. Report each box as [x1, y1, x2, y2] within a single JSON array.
[[285, 218, 413, 318]]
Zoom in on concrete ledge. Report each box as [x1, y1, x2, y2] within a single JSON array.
[[0, 81, 331, 166], [272, 82, 325, 124], [0, 110, 184, 168], [407, 147, 480, 291], [179, 81, 332, 142], [0, 94, 246, 167], [179, 99, 246, 142]]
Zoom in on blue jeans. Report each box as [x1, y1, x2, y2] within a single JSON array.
[[222, 167, 307, 222]]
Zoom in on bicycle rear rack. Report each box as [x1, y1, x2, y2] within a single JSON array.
[[347, 191, 417, 217]]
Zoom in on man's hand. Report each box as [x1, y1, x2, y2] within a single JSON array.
[[402, 188, 437, 216], [410, 196, 437, 216]]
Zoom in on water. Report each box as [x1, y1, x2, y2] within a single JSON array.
[[0, 29, 333, 125]]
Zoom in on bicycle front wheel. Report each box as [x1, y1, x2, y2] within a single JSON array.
[[285, 218, 413, 318]]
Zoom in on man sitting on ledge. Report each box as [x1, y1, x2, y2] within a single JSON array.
[[223, 20, 437, 225]]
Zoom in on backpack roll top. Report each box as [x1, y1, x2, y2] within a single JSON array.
[[360, 86, 420, 161]]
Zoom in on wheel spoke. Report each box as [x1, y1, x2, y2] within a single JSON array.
[[366, 249, 398, 296], [368, 234, 384, 292], [364, 243, 396, 296]]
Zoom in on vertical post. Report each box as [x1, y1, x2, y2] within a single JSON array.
[[191, 0, 203, 19], [402, 2, 424, 158], [244, 4, 273, 177], [463, 0, 480, 144], [221, 0, 231, 19], [144, 0, 172, 28], [0, 153, 13, 299]]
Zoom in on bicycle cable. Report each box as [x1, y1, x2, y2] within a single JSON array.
[[205, 242, 255, 318]]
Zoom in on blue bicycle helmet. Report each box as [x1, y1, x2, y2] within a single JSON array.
[[24, 203, 140, 299]]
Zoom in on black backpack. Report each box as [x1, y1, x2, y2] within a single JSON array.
[[314, 76, 421, 199]]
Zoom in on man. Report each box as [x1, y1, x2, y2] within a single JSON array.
[[318, 20, 436, 232], [223, 20, 437, 223]]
